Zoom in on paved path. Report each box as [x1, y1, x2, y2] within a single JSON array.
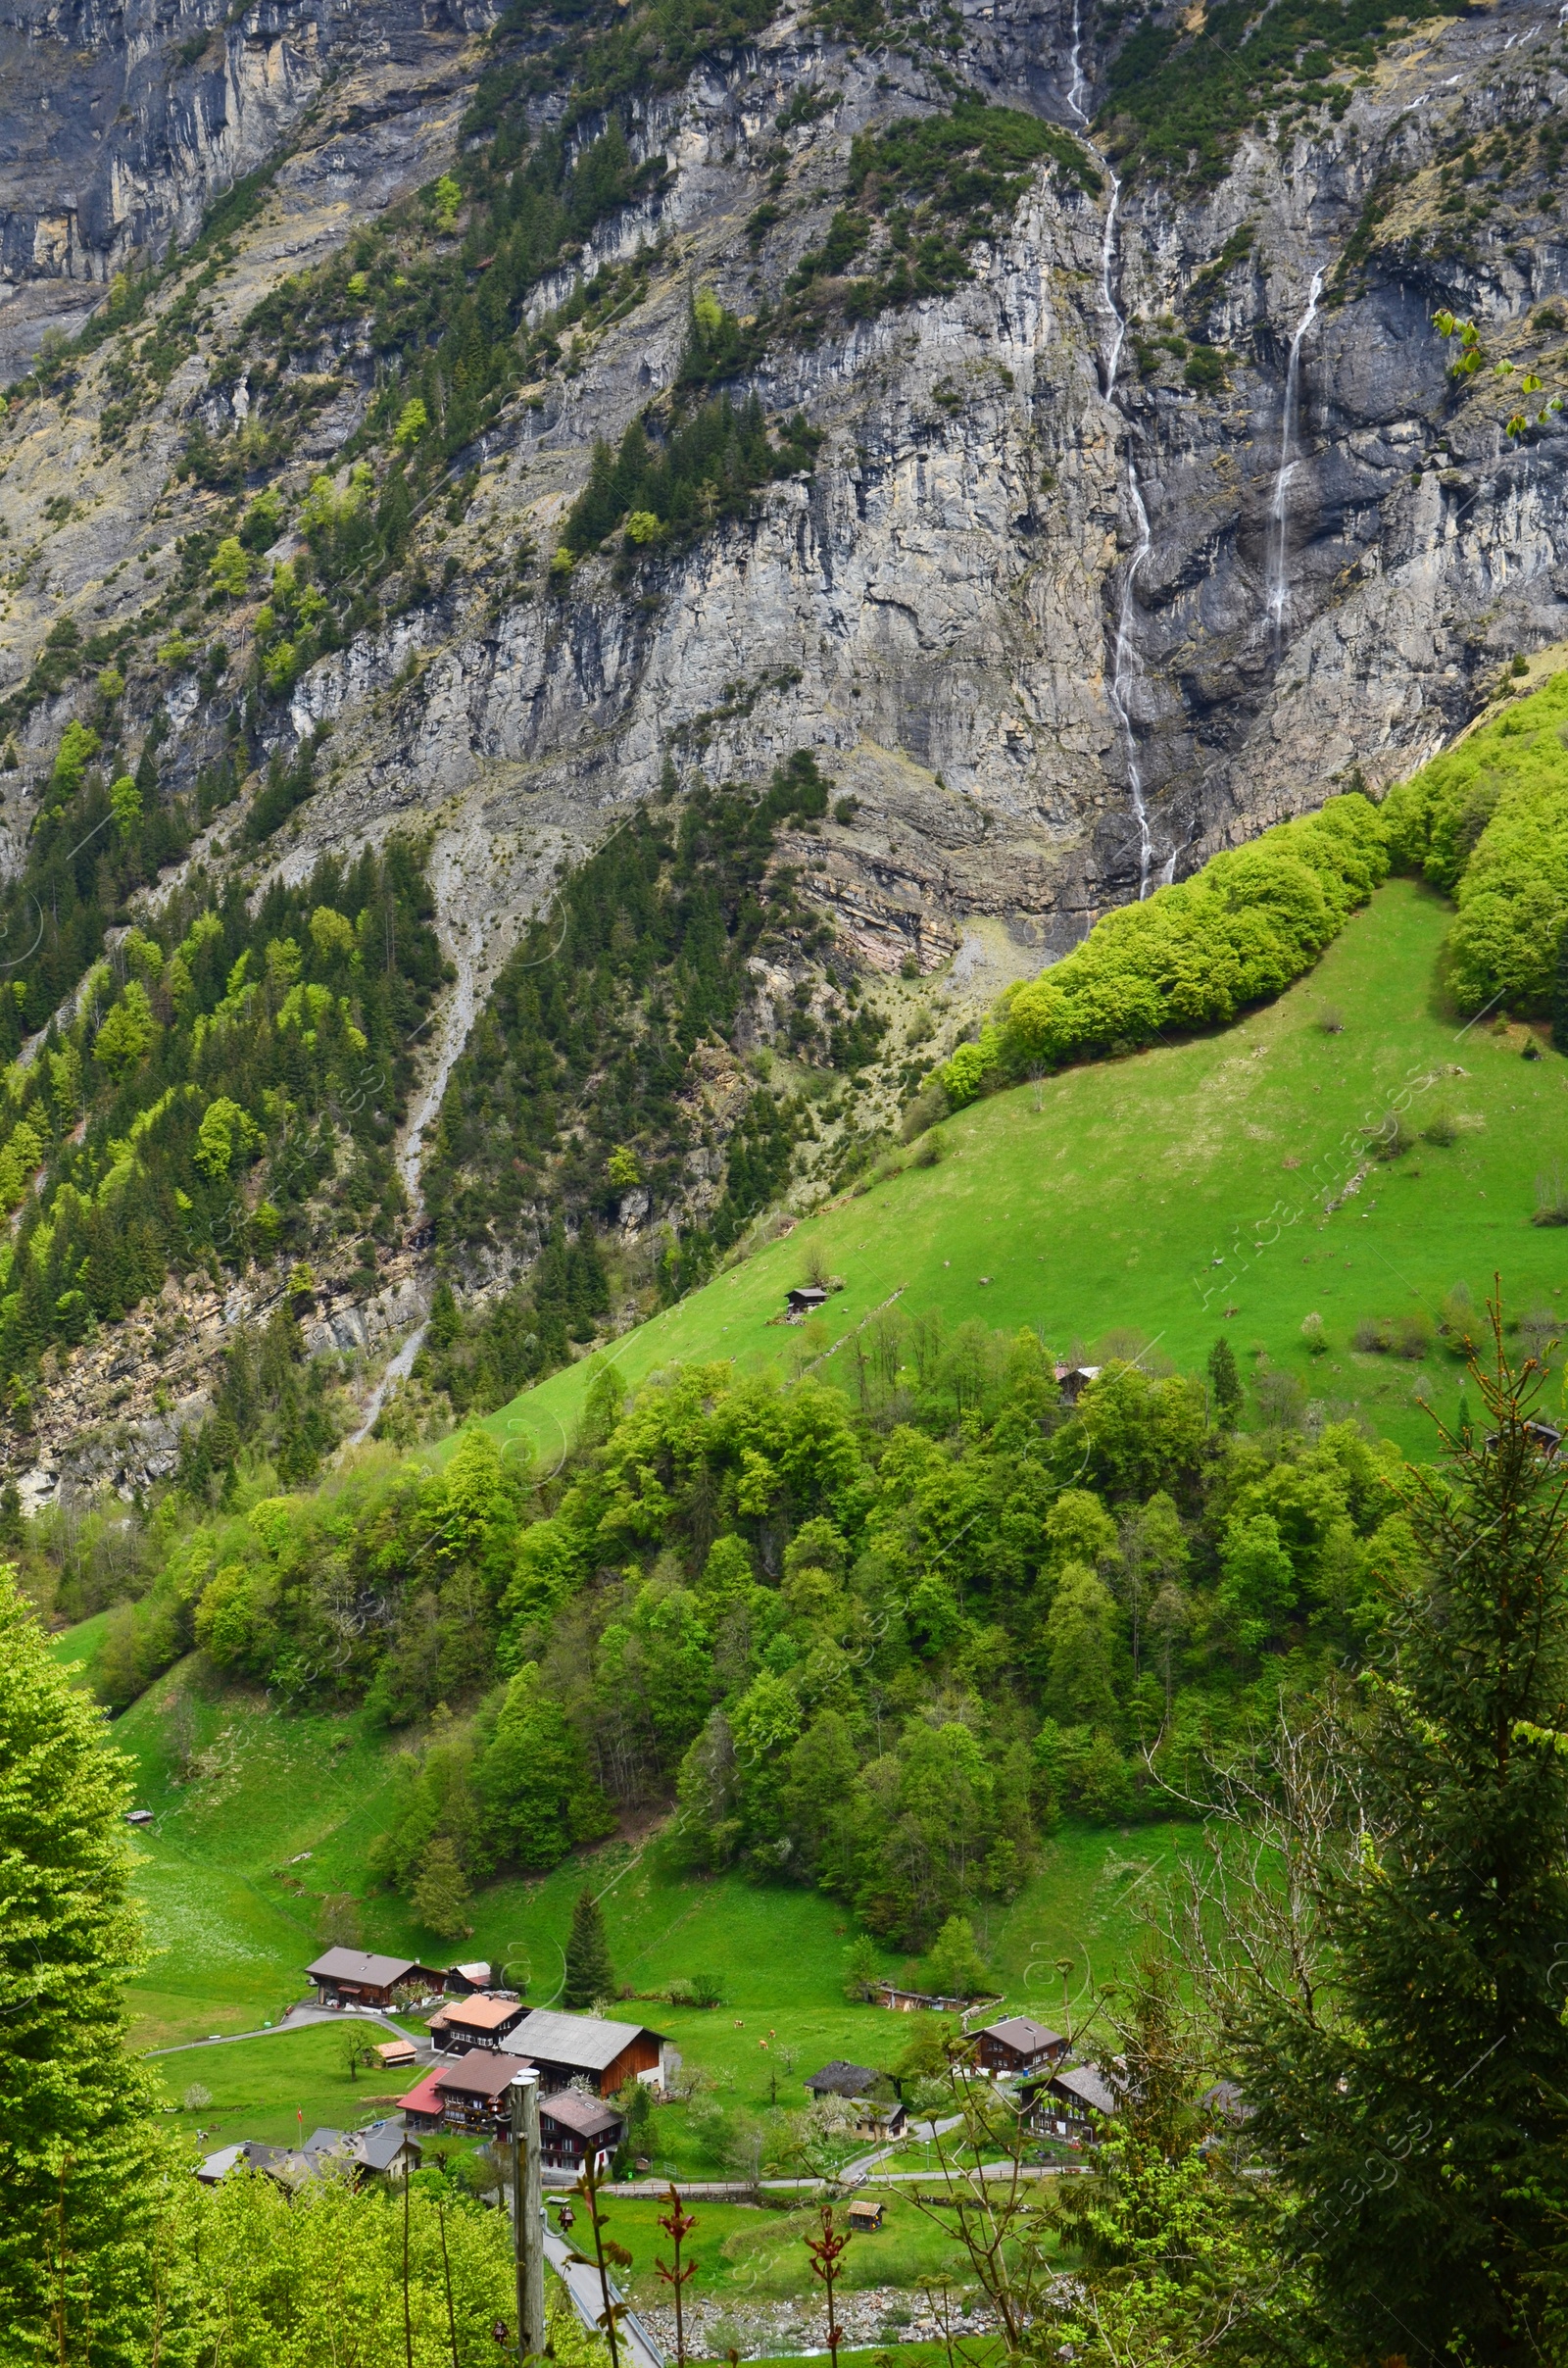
[[144, 2004, 428, 2060], [543, 2227, 666, 2368]]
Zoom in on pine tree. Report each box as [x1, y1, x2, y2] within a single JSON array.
[[0, 1569, 167, 2361], [1205, 1335, 1243, 1428], [563, 1884, 614, 2009], [1226, 1314, 1568, 2359]]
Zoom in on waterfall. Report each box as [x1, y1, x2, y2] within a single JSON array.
[[1265, 268, 1325, 647], [1093, 168, 1154, 897], [1107, 458, 1154, 897], [1065, 0, 1090, 123]]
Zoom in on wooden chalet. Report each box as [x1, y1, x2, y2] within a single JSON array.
[[1024, 2061, 1120, 2143], [374, 2037, 418, 2071], [1054, 1364, 1102, 1406], [804, 2060, 907, 2140], [505, 2008, 669, 2097], [404, 2049, 531, 2135], [305, 1949, 445, 2010], [974, 2016, 1068, 2080], [197, 2123, 421, 2190], [444, 1960, 493, 1996], [538, 2091, 624, 2173], [427, 1994, 529, 2053], [847, 2197, 885, 2232]]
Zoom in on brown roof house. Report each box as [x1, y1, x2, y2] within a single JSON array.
[[803, 2060, 907, 2141], [505, 2009, 670, 2097], [538, 2091, 625, 2173], [974, 2017, 1069, 2080], [1024, 2062, 1120, 2144], [416, 2049, 532, 2135], [427, 1994, 530, 2054], [305, 1949, 445, 2010]]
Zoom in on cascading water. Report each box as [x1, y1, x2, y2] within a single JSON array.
[[1064, 0, 1090, 123], [1091, 165, 1155, 896], [1265, 267, 1325, 647]]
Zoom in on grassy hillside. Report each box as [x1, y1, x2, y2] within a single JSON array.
[[114, 1648, 1196, 2080], [477, 878, 1568, 1466]]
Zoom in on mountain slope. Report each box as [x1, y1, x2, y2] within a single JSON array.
[[3, 0, 1568, 1481], [478, 873, 1568, 1465]]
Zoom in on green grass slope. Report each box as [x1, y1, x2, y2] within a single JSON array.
[[113, 1640, 1196, 2078], [481, 879, 1568, 1465]]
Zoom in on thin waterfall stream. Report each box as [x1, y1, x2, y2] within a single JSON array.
[[1266, 267, 1325, 646], [1068, 14, 1156, 898]]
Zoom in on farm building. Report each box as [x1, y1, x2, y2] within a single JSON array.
[[403, 2049, 530, 2135], [804, 2061, 906, 2140], [785, 1286, 830, 1318], [305, 1949, 445, 2010], [805, 2061, 879, 2100], [974, 2017, 1068, 2079], [505, 2008, 670, 2097], [872, 1981, 993, 2014], [374, 2038, 418, 2071], [848, 2198, 885, 2232], [1024, 2062, 1120, 2144], [1054, 1364, 1102, 1405], [196, 2123, 421, 2191], [538, 2091, 624, 2173], [445, 1960, 493, 1996], [428, 1994, 529, 2053]]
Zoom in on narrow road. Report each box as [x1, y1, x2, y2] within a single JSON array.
[[543, 2227, 666, 2368], [143, 2003, 426, 2059]]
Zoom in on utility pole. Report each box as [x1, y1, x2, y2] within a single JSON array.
[[509, 2068, 545, 2361]]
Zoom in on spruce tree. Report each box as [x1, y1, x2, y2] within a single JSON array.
[[562, 1884, 614, 2009], [1227, 1317, 1568, 2359], [0, 1570, 166, 2360], [1205, 1335, 1243, 1428]]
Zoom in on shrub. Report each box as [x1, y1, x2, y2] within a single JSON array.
[[1300, 1311, 1327, 1354], [940, 794, 1389, 1103], [1533, 1165, 1568, 1226], [1396, 1309, 1436, 1360], [1424, 1110, 1459, 1146], [1382, 667, 1568, 1011]]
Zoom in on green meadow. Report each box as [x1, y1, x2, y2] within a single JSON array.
[[86, 1633, 1197, 2141], [149, 2018, 417, 2148], [479, 878, 1568, 1467]]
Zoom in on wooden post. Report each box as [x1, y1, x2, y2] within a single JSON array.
[[510, 2069, 546, 2360]]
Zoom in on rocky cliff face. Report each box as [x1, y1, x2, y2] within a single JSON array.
[[0, 0, 494, 373], [1, 0, 1566, 1483]]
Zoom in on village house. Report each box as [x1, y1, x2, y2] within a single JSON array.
[[538, 2091, 625, 2174], [1054, 1364, 1102, 1406], [1024, 2062, 1120, 2145], [973, 2017, 1069, 2081], [196, 2122, 421, 2191], [803, 2060, 908, 2141], [444, 1960, 493, 1996], [401, 2049, 530, 2136], [503, 2008, 670, 2097], [305, 1949, 445, 2010], [427, 1994, 530, 2053]]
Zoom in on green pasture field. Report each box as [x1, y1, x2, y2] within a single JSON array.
[[97, 1636, 1198, 2124], [573, 2190, 1012, 2306], [46, 1606, 112, 1690], [477, 878, 1568, 1466], [148, 2018, 417, 2150]]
